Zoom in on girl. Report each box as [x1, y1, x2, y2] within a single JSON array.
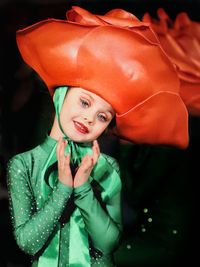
[[7, 6, 188, 267]]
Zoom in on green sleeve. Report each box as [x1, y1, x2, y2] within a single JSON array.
[[74, 160, 122, 254], [7, 156, 73, 255]]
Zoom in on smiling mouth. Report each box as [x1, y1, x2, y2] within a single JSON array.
[[73, 121, 89, 134]]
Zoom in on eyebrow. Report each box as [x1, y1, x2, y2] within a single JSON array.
[[81, 91, 94, 101]]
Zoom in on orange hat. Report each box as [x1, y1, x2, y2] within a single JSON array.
[[16, 6, 189, 148]]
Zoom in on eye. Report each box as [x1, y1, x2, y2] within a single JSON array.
[[97, 113, 108, 122], [80, 98, 90, 108]]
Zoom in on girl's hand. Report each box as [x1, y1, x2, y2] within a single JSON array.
[[56, 137, 73, 187], [74, 140, 100, 188]]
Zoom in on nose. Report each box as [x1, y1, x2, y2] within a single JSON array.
[[83, 112, 95, 125]]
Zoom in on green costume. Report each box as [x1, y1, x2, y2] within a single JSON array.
[[7, 87, 122, 267]]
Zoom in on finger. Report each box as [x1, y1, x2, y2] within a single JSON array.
[[59, 138, 66, 168], [80, 154, 93, 171], [56, 137, 62, 156], [60, 139, 65, 167], [64, 153, 70, 167], [94, 140, 100, 155], [92, 140, 100, 165], [93, 140, 100, 156], [56, 137, 62, 167]]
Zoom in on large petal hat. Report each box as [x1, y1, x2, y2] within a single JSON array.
[[143, 8, 200, 117], [16, 6, 189, 148]]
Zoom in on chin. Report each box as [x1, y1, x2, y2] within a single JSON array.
[[66, 132, 89, 143], [64, 127, 97, 143]]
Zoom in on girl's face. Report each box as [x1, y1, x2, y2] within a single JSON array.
[[60, 87, 115, 142]]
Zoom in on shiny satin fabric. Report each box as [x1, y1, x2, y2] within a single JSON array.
[[16, 6, 188, 148], [37, 87, 121, 266]]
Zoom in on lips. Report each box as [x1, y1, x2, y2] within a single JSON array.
[[73, 121, 89, 134]]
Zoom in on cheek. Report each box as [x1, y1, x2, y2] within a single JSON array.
[[95, 122, 109, 134], [67, 105, 80, 117], [74, 104, 83, 113]]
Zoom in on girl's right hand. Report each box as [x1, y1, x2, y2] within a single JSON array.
[[56, 137, 73, 187]]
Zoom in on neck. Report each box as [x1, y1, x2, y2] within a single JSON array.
[[49, 116, 64, 141]]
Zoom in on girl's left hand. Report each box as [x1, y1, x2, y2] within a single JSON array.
[[73, 140, 100, 188]]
